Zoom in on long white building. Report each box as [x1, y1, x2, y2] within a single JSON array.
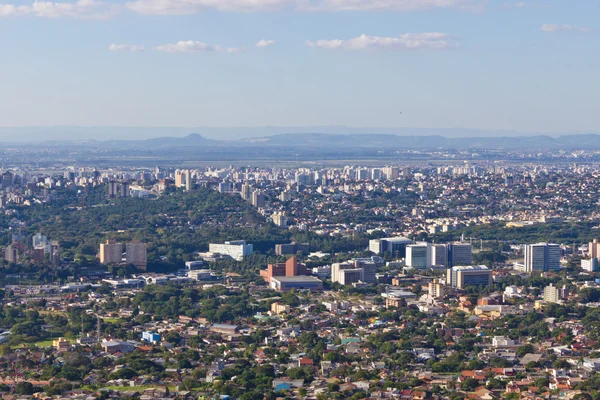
[[209, 240, 253, 261]]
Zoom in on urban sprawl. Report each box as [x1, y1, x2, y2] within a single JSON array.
[[2, 161, 600, 400]]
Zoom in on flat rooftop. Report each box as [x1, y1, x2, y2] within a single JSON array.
[[270, 276, 322, 283]]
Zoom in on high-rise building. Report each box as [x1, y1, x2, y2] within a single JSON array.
[[279, 191, 291, 202], [383, 166, 399, 180], [99, 240, 123, 264], [108, 181, 129, 199], [447, 243, 472, 267], [185, 170, 192, 192], [356, 168, 369, 181], [339, 269, 362, 285], [175, 170, 186, 188], [272, 212, 288, 227], [126, 240, 147, 270], [32, 232, 48, 248], [431, 244, 448, 266], [581, 258, 599, 272], [49, 241, 60, 265], [428, 279, 446, 299], [357, 260, 377, 284], [543, 284, 568, 303], [331, 261, 354, 283], [120, 182, 129, 198], [275, 242, 309, 256], [241, 183, 252, 201], [446, 265, 492, 289], [251, 190, 265, 208], [331, 259, 379, 285], [524, 243, 561, 273], [589, 239, 600, 259], [4, 244, 19, 263], [406, 243, 431, 269], [108, 181, 119, 198], [369, 237, 411, 257], [218, 181, 233, 193]]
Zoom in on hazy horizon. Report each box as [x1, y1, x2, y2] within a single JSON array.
[[0, 125, 598, 142]]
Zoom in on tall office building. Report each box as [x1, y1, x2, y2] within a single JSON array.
[[447, 243, 473, 267], [99, 240, 123, 264], [126, 240, 147, 270], [446, 265, 492, 289], [431, 244, 448, 266], [524, 243, 561, 273], [369, 237, 411, 257], [331, 259, 379, 285], [406, 243, 432, 269], [331, 262, 353, 283], [339, 269, 362, 285], [275, 242, 309, 256]]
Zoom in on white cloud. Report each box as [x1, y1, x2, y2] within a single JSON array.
[[226, 46, 246, 53], [124, 0, 485, 16], [0, 0, 116, 18], [298, 0, 483, 12], [306, 33, 459, 51], [256, 39, 276, 48], [154, 40, 243, 53], [0, 4, 29, 15], [109, 43, 145, 52], [541, 24, 591, 33], [155, 40, 220, 53]]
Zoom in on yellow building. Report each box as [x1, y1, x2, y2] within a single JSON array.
[[53, 337, 71, 352]]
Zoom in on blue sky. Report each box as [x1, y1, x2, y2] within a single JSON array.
[[0, 0, 598, 134]]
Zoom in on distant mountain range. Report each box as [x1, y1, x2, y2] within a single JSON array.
[[0, 125, 596, 142], [142, 132, 600, 150], [3, 130, 600, 150]]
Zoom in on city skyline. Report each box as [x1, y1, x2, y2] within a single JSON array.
[[0, 0, 598, 134]]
